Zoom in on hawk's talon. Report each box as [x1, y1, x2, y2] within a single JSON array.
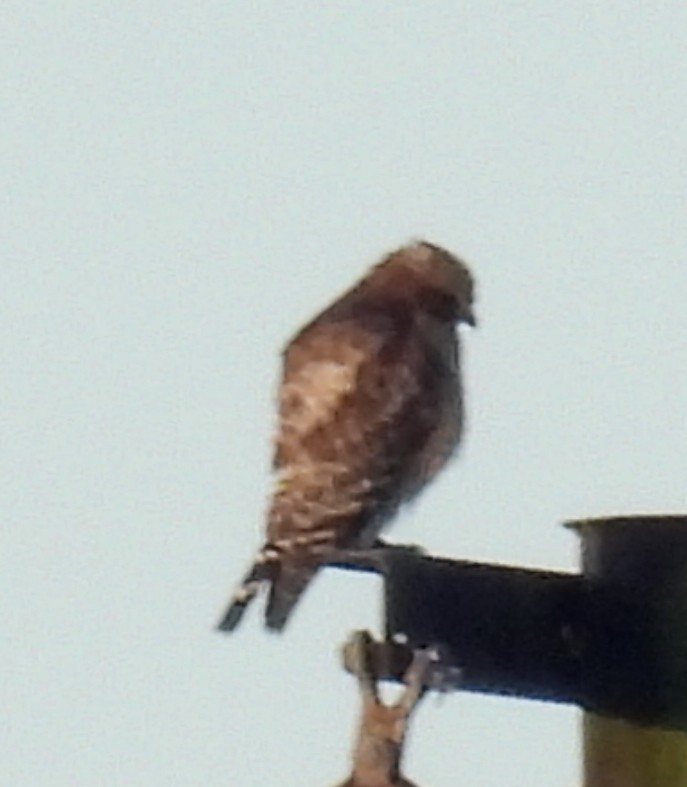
[[327, 541, 427, 575], [372, 539, 427, 558], [326, 548, 386, 574]]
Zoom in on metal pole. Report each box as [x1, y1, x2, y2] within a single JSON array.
[[569, 516, 687, 787]]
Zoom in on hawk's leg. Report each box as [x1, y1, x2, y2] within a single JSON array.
[[371, 538, 426, 557], [326, 548, 385, 574], [326, 540, 426, 574]]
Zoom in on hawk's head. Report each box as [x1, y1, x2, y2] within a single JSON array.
[[372, 241, 476, 327]]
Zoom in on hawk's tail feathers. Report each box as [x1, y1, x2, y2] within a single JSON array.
[[216, 548, 279, 633], [264, 559, 319, 632]]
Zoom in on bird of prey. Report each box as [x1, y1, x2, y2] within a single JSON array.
[[334, 630, 431, 787], [217, 241, 476, 632]]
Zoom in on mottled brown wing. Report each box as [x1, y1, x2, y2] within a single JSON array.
[[269, 303, 445, 549]]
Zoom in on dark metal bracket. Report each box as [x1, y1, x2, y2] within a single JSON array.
[[343, 516, 687, 731]]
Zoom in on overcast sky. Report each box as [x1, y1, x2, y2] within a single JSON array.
[[4, 3, 687, 786]]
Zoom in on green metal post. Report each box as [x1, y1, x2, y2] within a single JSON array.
[[570, 516, 687, 787]]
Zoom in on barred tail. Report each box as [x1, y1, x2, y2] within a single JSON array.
[[216, 548, 278, 633], [264, 559, 320, 632]]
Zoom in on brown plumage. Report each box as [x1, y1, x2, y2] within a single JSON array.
[[334, 631, 430, 787], [217, 241, 476, 632]]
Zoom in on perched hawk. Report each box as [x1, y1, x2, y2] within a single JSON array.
[[218, 241, 475, 632]]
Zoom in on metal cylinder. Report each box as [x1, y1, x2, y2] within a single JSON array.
[[569, 515, 687, 787]]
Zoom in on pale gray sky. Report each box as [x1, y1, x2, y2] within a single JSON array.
[[3, 3, 687, 786]]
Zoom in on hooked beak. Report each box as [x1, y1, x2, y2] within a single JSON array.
[[462, 306, 477, 327]]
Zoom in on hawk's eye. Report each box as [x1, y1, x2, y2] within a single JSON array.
[[419, 285, 459, 320]]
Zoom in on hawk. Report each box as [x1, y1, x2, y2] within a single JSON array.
[[217, 241, 475, 632]]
